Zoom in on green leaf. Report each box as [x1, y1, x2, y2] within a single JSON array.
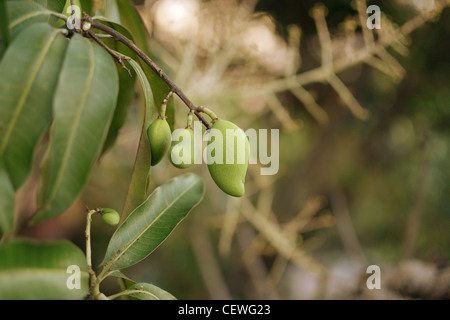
[[98, 19, 138, 154], [102, 173, 204, 272], [79, 0, 92, 16], [0, 23, 68, 190], [7, 0, 65, 33], [0, 238, 89, 300], [35, 34, 119, 223], [103, 0, 120, 24], [0, 158, 15, 236], [117, 58, 156, 220], [115, 0, 149, 55], [24, 0, 65, 12], [115, 0, 175, 129], [125, 283, 177, 300], [128, 58, 156, 129], [0, 0, 10, 54], [6, 1, 49, 40]]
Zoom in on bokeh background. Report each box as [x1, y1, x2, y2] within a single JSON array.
[[25, 0, 449, 299]]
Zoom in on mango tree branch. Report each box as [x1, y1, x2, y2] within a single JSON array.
[[87, 17, 212, 128]]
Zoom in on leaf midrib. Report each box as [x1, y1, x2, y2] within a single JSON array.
[[9, 10, 49, 29], [0, 27, 60, 154], [128, 289, 160, 300], [104, 179, 200, 272], [45, 38, 96, 204]]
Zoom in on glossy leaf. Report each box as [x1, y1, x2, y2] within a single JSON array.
[[0, 158, 14, 236], [98, 19, 138, 154], [118, 58, 155, 219], [0, 23, 68, 189], [0, 238, 89, 300], [126, 283, 177, 300], [102, 173, 204, 271], [35, 34, 119, 223]]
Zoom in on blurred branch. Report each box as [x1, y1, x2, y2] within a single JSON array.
[[240, 198, 327, 276], [218, 197, 241, 257], [237, 224, 281, 299], [402, 136, 431, 260], [190, 223, 232, 300], [234, 0, 448, 123], [311, 3, 333, 73], [328, 73, 370, 120], [331, 192, 368, 265]]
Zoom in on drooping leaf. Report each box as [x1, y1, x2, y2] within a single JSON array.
[[115, 0, 149, 54], [102, 173, 204, 272], [0, 158, 15, 236], [125, 283, 177, 300], [0, 238, 89, 300], [128, 58, 156, 129], [35, 34, 119, 223], [103, 0, 120, 24], [97, 19, 138, 154], [115, 0, 175, 130], [0, 23, 68, 190], [117, 58, 156, 219]]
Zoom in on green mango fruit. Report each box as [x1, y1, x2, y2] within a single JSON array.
[[169, 128, 196, 169], [147, 118, 172, 166], [101, 208, 120, 226], [206, 119, 249, 197]]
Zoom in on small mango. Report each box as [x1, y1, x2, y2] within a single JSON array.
[[147, 118, 172, 166], [206, 119, 249, 197], [100, 208, 120, 227], [169, 128, 196, 169]]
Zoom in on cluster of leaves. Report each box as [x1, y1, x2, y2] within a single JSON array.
[[0, 0, 204, 300]]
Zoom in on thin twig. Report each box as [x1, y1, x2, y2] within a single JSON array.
[[328, 73, 370, 120], [402, 136, 431, 259], [86, 30, 132, 77], [311, 3, 333, 72], [88, 18, 212, 128], [331, 192, 368, 265]]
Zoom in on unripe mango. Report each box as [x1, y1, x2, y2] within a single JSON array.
[[169, 128, 196, 169], [101, 208, 120, 227], [147, 118, 172, 166], [206, 120, 249, 197]]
